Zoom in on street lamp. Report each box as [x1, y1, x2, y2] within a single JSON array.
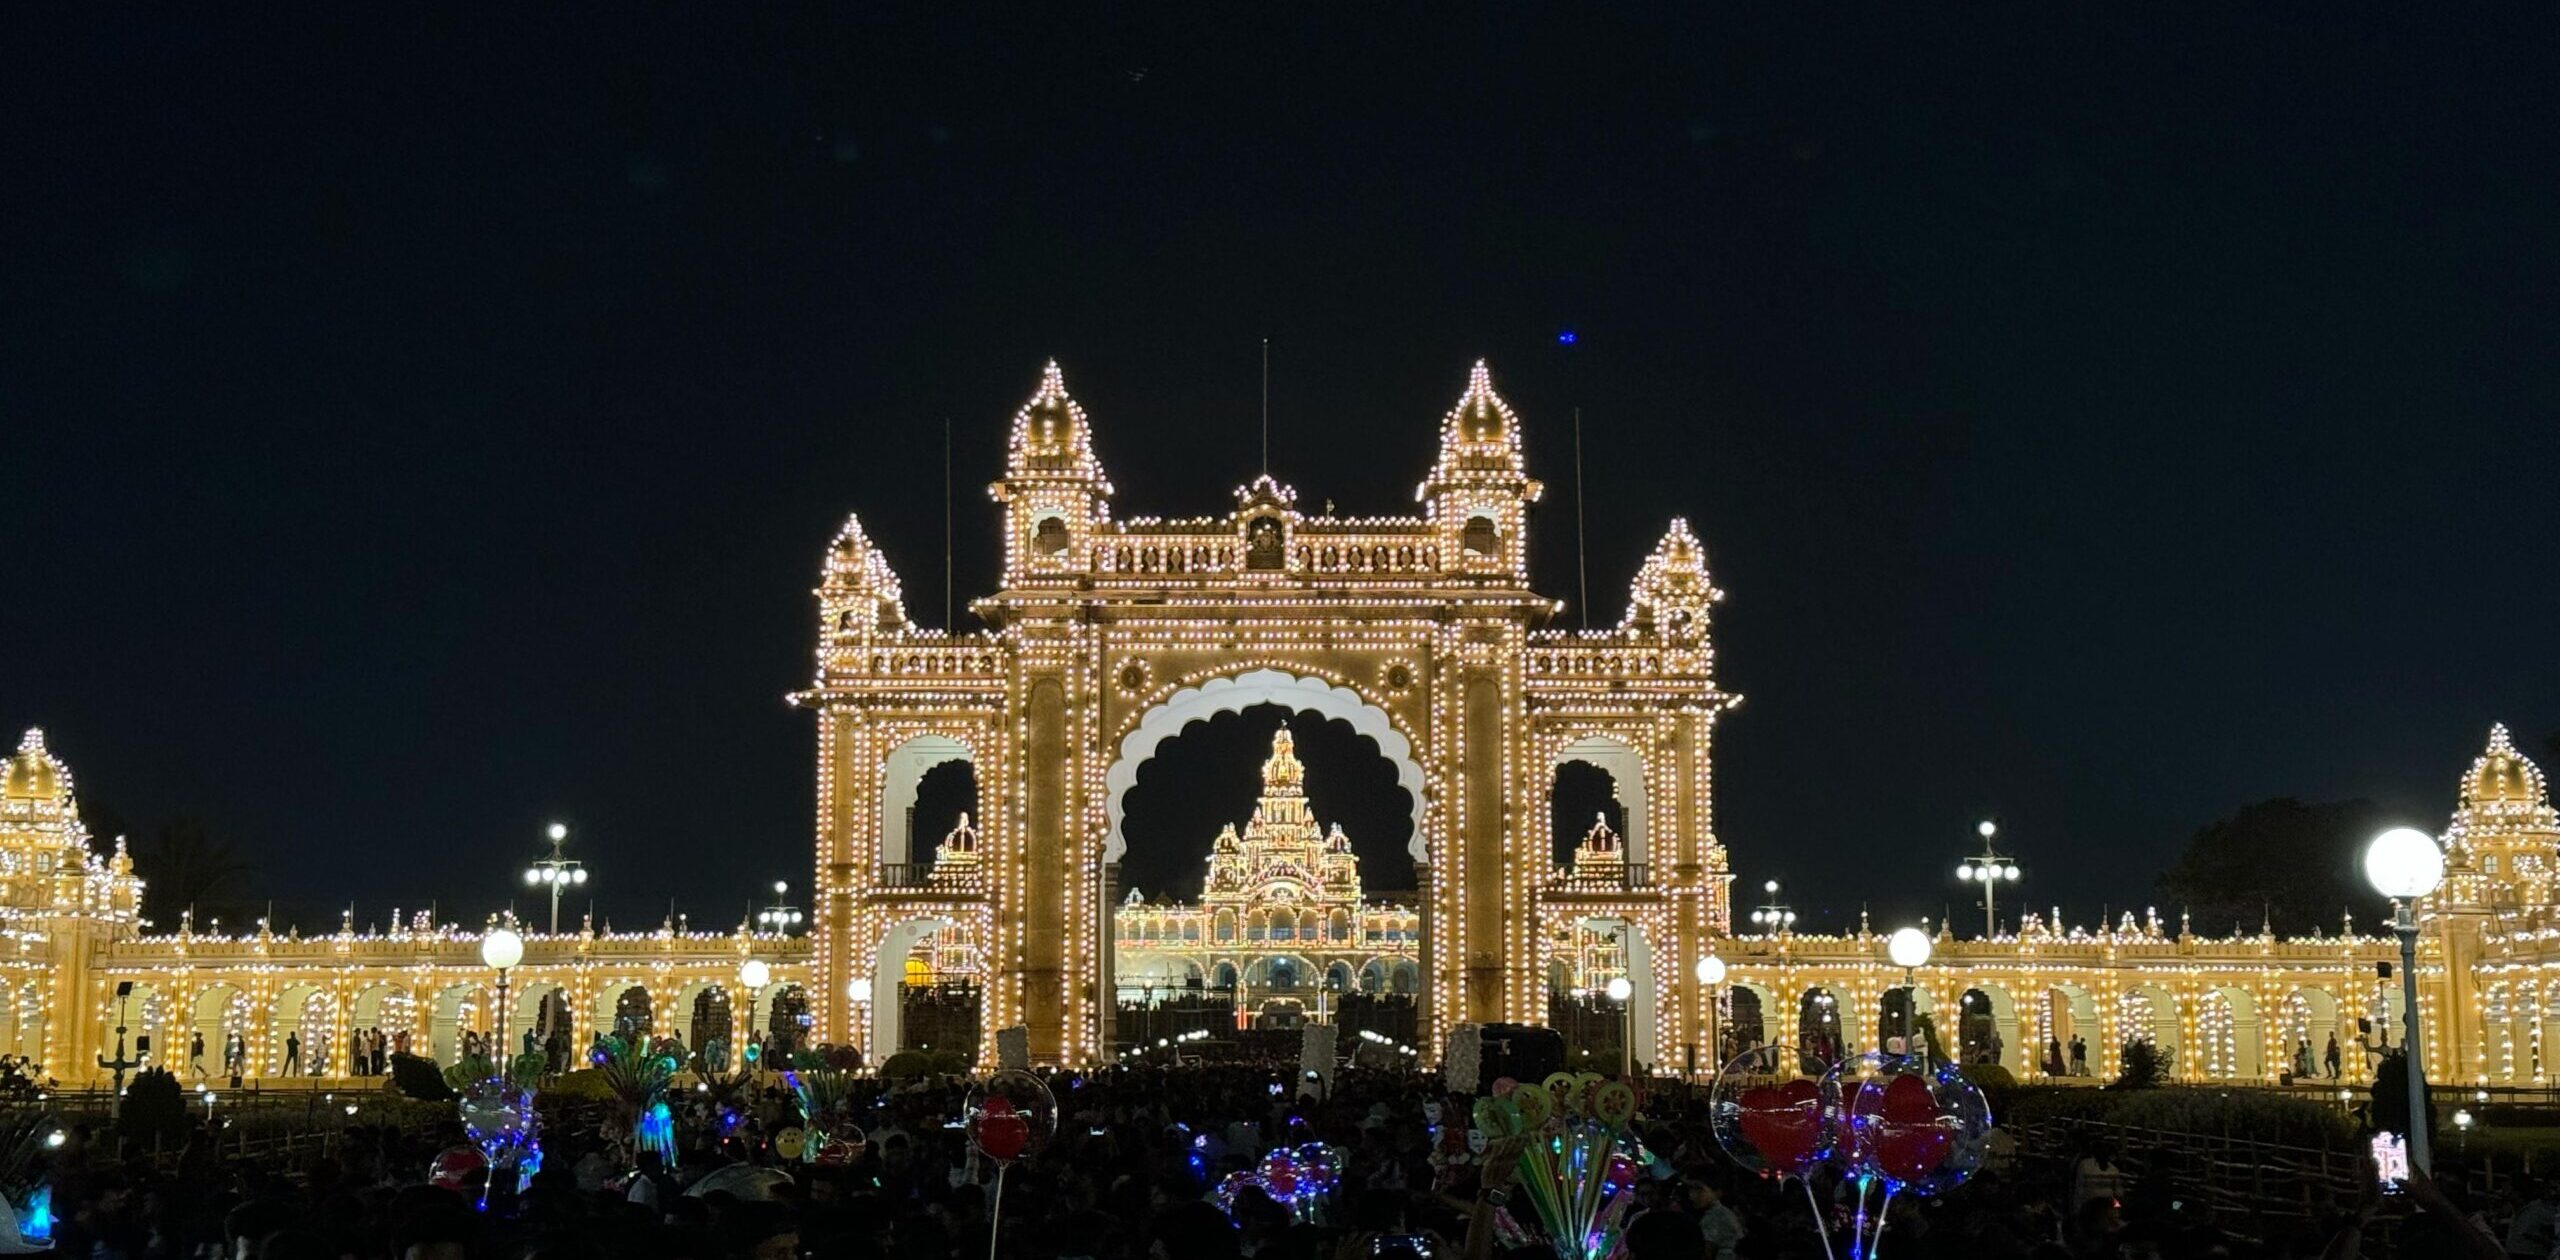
[[1886, 927, 1933, 1058], [480, 922, 524, 1067], [756, 881, 806, 935], [1696, 954, 1728, 1077], [1605, 975, 1636, 1080], [2364, 825, 2445, 1174], [846, 975, 873, 1064], [1954, 820, 2022, 938], [737, 958, 771, 1064], [1747, 879, 1799, 932], [521, 822, 588, 935]]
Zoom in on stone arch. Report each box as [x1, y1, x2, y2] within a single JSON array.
[[429, 982, 487, 1064], [880, 734, 975, 867], [1955, 986, 2017, 1066], [2117, 983, 2177, 1071], [193, 984, 251, 1076], [1549, 734, 1651, 867], [1106, 669, 1425, 866], [682, 983, 733, 1058], [273, 983, 333, 1075], [508, 982, 570, 1051], [598, 983, 654, 1040], [1724, 982, 1773, 1067], [98, 981, 172, 1072], [766, 984, 810, 1053], [1799, 987, 1845, 1070], [2195, 987, 2260, 1080], [873, 916, 972, 1057], [350, 983, 412, 1062]]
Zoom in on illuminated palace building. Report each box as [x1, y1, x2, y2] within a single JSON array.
[[1111, 728, 1422, 1039], [11, 360, 2560, 1090]]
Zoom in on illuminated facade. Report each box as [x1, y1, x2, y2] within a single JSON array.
[[6, 360, 2551, 1093], [1112, 728, 1422, 1021]]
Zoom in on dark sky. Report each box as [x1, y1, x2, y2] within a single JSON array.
[[4, 8, 2555, 936]]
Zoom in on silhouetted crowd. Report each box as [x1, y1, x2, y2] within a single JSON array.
[[18, 1063, 2529, 1259]]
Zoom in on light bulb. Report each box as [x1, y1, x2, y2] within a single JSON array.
[[1957, 866, 1974, 881]]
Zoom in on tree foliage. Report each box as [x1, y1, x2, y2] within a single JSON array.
[[2158, 797, 2390, 937], [130, 818, 257, 924]]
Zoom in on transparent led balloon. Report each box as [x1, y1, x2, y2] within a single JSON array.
[[1823, 1052, 1991, 1196], [1708, 1042, 1834, 1179], [964, 1068, 1058, 1163]]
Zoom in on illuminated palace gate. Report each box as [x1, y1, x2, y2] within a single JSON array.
[[797, 361, 1737, 1066]]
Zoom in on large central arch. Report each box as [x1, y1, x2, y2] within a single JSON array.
[[1105, 669, 1427, 865]]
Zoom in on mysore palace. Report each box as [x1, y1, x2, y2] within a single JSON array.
[[8, 361, 2555, 1091]]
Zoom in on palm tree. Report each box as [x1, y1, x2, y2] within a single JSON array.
[[132, 818, 255, 924]]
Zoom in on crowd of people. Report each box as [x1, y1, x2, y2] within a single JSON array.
[[9, 1054, 2535, 1260]]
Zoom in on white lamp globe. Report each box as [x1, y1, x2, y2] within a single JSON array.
[[1763, 880, 1780, 894], [547, 822, 569, 842], [1977, 820, 1997, 838], [2364, 827, 2446, 900], [2005, 866, 2021, 881], [1956, 865, 1974, 881], [1885, 926, 1933, 969], [572, 868, 588, 884], [523, 870, 542, 885], [480, 926, 525, 971], [1604, 976, 1634, 1003], [738, 959, 771, 990], [845, 976, 872, 1005], [1695, 955, 1727, 986]]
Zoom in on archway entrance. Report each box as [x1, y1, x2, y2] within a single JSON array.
[[1107, 689, 1421, 1059]]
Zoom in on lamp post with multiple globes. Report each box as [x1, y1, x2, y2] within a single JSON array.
[[2363, 825, 2446, 1174], [1886, 927, 1933, 1057], [521, 822, 588, 935], [1747, 880, 1798, 932], [480, 921, 524, 1067], [757, 882, 805, 934], [1955, 820, 2021, 938]]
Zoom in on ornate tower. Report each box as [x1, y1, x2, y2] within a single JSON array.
[[1416, 360, 1542, 581], [1, 728, 144, 1077], [991, 360, 1114, 586], [2430, 723, 2559, 1082]]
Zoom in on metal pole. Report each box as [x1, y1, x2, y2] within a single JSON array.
[[1984, 873, 1997, 940], [1708, 983, 1721, 1078], [549, 883, 561, 936], [1620, 995, 1633, 1080], [1905, 966, 1918, 1056], [495, 969, 511, 1070], [2398, 902, 2430, 1174]]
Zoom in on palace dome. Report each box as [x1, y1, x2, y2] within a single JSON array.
[[2463, 724, 2546, 807], [2, 727, 69, 807]]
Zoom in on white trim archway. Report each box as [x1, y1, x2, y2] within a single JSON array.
[[882, 735, 973, 866], [1554, 734, 1650, 867], [874, 916, 960, 1057], [1105, 668, 1426, 865]]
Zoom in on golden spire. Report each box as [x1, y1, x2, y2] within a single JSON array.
[[1260, 726, 1305, 794], [2462, 722, 2546, 807]]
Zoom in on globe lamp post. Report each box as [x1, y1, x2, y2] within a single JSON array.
[[480, 923, 525, 1068], [521, 822, 588, 935], [846, 975, 873, 1065], [737, 958, 771, 1067], [1605, 975, 1636, 1080], [1886, 927, 1933, 1057], [1748, 880, 1798, 933], [1954, 820, 2022, 938], [1695, 954, 1728, 1078], [2364, 825, 2445, 1174]]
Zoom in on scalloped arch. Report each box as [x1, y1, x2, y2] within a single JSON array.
[[1104, 668, 1426, 866]]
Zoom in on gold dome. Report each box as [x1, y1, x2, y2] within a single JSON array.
[[2, 727, 73, 811], [2462, 723, 2546, 807], [1260, 727, 1305, 792]]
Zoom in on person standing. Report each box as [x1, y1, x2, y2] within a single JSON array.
[[283, 1031, 300, 1075], [2325, 1033, 2343, 1079], [2070, 1035, 2089, 1077], [189, 1030, 205, 1077]]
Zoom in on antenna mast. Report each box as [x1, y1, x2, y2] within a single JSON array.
[[943, 417, 954, 630], [1574, 407, 1590, 630], [1260, 338, 1270, 476]]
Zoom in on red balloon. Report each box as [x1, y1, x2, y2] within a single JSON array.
[[975, 1112, 1030, 1161], [1264, 1170, 1299, 1197], [1735, 1079, 1825, 1175], [980, 1095, 1016, 1117], [1855, 1072, 1952, 1183], [429, 1145, 486, 1192]]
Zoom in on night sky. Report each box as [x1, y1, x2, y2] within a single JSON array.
[[5, 9, 2555, 936]]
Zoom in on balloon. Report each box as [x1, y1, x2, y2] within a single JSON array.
[[773, 1127, 807, 1161], [1708, 1044, 1833, 1178], [976, 1113, 1030, 1160], [1825, 1053, 1991, 1195], [458, 1078, 537, 1153], [1511, 1082, 1554, 1129], [428, 1145, 486, 1193], [964, 1069, 1059, 1164], [1490, 1076, 1519, 1097]]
